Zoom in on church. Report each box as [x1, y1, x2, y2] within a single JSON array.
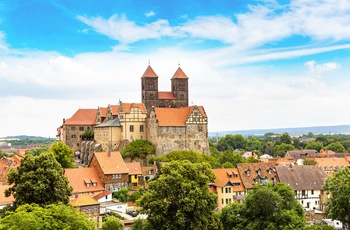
[[57, 65, 210, 163]]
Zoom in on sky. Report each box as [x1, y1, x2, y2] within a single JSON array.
[[1, 0, 350, 138]]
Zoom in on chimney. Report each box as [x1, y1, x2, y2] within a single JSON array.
[[108, 150, 111, 158], [63, 118, 66, 124]]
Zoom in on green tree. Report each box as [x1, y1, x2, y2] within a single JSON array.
[[222, 162, 234, 168], [303, 158, 317, 165], [221, 183, 305, 230], [102, 216, 124, 230], [113, 188, 129, 203], [279, 132, 292, 144], [25, 146, 49, 156], [132, 219, 149, 230], [274, 143, 295, 157], [246, 138, 264, 154], [5, 152, 72, 207], [138, 160, 222, 230], [218, 134, 247, 151], [121, 140, 155, 164], [0, 203, 95, 230], [323, 167, 350, 229], [264, 141, 275, 156], [326, 142, 346, 153], [305, 141, 324, 152], [49, 141, 75, 168]]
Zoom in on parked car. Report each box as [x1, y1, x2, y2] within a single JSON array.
[[126, 210, 137, 217]]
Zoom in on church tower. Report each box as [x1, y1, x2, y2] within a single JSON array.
[[141, 65, 159, 113], [171, 66, 189, 108]]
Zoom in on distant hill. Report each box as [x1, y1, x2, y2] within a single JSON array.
[[210, 125, 350, 137], [0, 135, 51, 140]]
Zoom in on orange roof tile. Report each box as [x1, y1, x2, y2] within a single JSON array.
[[154, 105, 207, 127], [64, 168, 105, 194], [125, 162, 142, 175], [237, 162, 278, 189], [93, 190, 112, 201], [70, 194, 99, 207], [111, 105, 119, 115], [141, 65, 158, 78], [158, 92, 175, 100], [121, 103, 147, 114], [211, 168, 245, 191], [171, 67, 188, 79], [0, 185, 14, 205], [64, 109, 97, 125], [100, 107, 107, 117], [315, 157, 350, 169], [93, 151, 129, 175]]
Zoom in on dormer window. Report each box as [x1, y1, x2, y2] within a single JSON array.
[[93, 182, 97, 186], [268, 168, 273, 174], [246, 169, 250, 176], [257, 168, 261, 176], [227, 172, 233, 178]]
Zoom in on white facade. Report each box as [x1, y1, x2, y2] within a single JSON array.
[[295, 189, 322, 211]]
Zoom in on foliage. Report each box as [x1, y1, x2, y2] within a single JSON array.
[[279, 132, 292, 145], [222, 162, 234, 168], [303, 158, 317, 165], [326, 142, 346, 153], [3, 137, 54, 146], [274, 143, 295, 157], [25, 146, 49, 156], [323, 167, 350, 229], [130, 188, 147, 203], [156, 150, 220, 168], [218, 134, 247, 151], [113, 188, 129, 203], [304, 224, 335, 230], [245, 156, 259, 163], [5, 152, 72, 207], [49, 141, 75, 168], [246, 137, 264, 154], [121, 140, 155, 162], [82, 129, 94, 140], [305, 141, 324, 152], [132, 219, 149, 230], [0, 203, 95, 230], [102, 216, 124, 230], [138, 160, 222, 230], [220, 183, 305, 230]]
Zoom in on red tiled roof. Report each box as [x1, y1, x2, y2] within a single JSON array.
[[93, 151, 129, 175], [171, 67, 188, 79], [158, 92, 175, 100], [100, 107, 107, 117], [0, 185, 14, 205], [154, 105, 207, 127], [111, 105, 119, 115], [211, 168, 245, 191], [0, 155, 23, 185], [121, 103, 147, 114], [141, 65, 158, 78], [93, 190, 112, 201], [315, 157, 350, 169], [237, 162, 278, 189], [125, 162, 142, 175], [64, 109, 97, 125], [64, 168, 105, 194]]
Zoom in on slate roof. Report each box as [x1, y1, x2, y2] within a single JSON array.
[[125, 162, 142, 175], [92, 151, 128, 175], [237, 162, 278, 189], [285, 149, 318, 160], [64, 168, 105, 194], [211, 168, 245, 191], [276, 165, 328, 190], [154, 105, 207, 127], [64, 109, 97, 125], [94, 118, 121, 127]]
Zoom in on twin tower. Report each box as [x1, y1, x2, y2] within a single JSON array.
[[141, 65, 189, 114]]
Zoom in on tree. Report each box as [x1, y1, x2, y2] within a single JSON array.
[[0, 203, 95, 230], [323, 167, 350, 229], [121, 140, 155, 164], [305, 141, 324, 152], [221, 183, 305, 230], [113, 188, 129, 203], [246, 138, 264, 154], [49, 141, 75, 168], [132, 219, 149, 230], [274, 143, 295, 157], [138, 160, 222, 230], [25, 146, 49, 156], [102, 216, 124, 230], [326, 142, 346, 153], [218, 134, 247, 151], [303, 158, 317, 165], [5, 152, 72, 207], [279, 132, 292, 144]]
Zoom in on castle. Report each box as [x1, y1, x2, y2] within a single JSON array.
[[57, 65, 209, 164]]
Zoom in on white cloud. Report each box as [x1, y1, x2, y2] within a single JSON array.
[[0, 31, 9, 51], [145, 11, 155, 17], [304, 60, 341, 77]]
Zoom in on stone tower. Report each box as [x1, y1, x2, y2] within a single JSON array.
[[171, 67, 189, 108], [141, 65, 159, 113]]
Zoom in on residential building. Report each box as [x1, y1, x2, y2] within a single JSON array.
[[236, 162, 278, 190], [0, 154, 23, 185], [147, 105, 209, 156], [64, 167, 105, 199], [285, 149, 318, 165], [70, 194, 101, 225], [276, 165, 328, 211], [0, 185, 14, 209], [94, 117, 122, 151], [314, 157, 350, 175], [89, 151, 129, 192], [210, 168, 246, 212], [125, 162, 143, 188]]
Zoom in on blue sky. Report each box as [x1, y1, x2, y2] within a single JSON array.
[[1, 0, 350, 137]]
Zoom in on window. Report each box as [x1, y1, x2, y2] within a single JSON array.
[[225, 187, 231, 193], [130, 125, 134, 132], [71, 126, 76, 131], [140, 125, 144, 132], [94, 206, 98, 213], [71, 134, 76, 138], [79, 127, 84, 131], [222, 199, 224, 204], [311, 190, 314, 195]]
